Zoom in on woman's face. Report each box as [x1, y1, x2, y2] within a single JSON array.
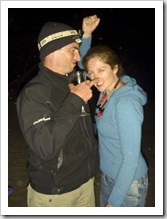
[[87, 57, 118, 93]]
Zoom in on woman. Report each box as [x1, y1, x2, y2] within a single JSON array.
[[82, 44, 148, 207]]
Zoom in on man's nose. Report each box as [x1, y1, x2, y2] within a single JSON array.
[[75, 51, 81, 61]]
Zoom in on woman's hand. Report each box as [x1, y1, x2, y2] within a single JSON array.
[[82, 15, 100, 38], [105, 203, 112, 207]]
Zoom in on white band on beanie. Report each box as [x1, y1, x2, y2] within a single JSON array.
[[38, 30, 79, 50]]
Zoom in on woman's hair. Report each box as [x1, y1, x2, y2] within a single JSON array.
[[82, 44, 124, 77]]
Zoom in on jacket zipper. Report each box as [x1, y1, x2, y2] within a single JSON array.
[[80, 116, 93, 178]]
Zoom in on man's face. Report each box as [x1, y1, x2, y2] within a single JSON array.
[[52, 42, 81, 75]]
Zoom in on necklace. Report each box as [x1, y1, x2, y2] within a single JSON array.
[[95, 78, 120, 117]]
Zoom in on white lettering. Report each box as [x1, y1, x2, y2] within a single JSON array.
[[33, 117, 51, 125], [38, 30, 79, 50]]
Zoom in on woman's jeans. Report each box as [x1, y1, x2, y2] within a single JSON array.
[[100, 172, 148, 207]]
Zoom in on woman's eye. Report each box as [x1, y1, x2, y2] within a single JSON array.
[[99, 69, 104, 73]]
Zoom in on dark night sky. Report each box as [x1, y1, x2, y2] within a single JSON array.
[[8, 8, 155, 98]]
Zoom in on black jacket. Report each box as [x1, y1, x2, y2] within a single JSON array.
[[17, 64, 99, 194]]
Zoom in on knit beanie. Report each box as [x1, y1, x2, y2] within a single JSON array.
[[38, 22, 82, 60]]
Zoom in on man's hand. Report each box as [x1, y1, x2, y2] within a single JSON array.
[[69, 79, 97, 102], [82, 15, 100, 38]]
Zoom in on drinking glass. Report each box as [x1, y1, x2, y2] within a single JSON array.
[[69, 70, 90, 116]]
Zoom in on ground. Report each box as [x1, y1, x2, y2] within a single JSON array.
[[8, 98, 155, 207]]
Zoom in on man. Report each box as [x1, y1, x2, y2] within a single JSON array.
[[17, 15, 100, 207]]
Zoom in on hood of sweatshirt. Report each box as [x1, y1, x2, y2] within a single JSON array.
[[113, 75, 148, 106]]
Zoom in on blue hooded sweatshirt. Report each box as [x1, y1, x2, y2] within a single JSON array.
[[95, 75, 148, 207]]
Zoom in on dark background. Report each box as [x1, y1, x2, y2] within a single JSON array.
[[8, 8, 156, 207], [8, 8, 155, 100]]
